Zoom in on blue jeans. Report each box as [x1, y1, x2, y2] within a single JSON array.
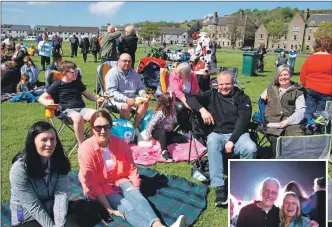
[[304, 89, 332, 121], [289, 58, 296, 73], [106, 181, 160, 227], [206, 132, 257, 187]]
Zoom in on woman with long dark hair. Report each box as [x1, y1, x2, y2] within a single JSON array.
[[10, 121, 74, 227]]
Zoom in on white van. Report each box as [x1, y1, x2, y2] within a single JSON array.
[[24, 36, 37, 41]]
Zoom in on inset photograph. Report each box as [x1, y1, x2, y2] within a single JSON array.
[[230, 160, 326, 227]]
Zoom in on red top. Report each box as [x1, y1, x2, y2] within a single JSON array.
[[78, 135, 141, 199], [300, 53, 332, 95]]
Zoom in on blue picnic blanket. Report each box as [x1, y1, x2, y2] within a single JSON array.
[[1, 167, 208, 227]]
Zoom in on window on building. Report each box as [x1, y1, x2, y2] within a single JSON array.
[[306, 45, 309, 51], [223, 33, 225, 38], [294, 35, 297, 40], [219, 34, 221, 38], [284, 35, 287, 40], [293, 25, 300, 32], [260, 34, 263, 39], [308, 36, 311, 41], [222, 41, 224, 46], [81, 33, 84, 35], [295, 45, 298, 49], [227, 42, 229, 46], [277, 44, 280, 48], [183, 35, 186, 39], [65, 32, 67, 34], [299, 45, 301, 50], [37, 28, 40, 31], [284, 45, 286, 49], [272, 44, 274, 48], [65, 37, 68, 40]]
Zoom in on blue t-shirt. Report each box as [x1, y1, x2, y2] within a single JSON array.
[[289, 50, 297, 59]]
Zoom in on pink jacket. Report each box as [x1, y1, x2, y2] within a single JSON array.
[[167, 71, 200, 100], [78, 135, 141, 199]]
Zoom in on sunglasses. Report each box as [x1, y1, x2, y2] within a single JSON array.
[[93, 124, 112, 132]]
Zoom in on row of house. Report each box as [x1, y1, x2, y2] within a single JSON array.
[[254, 9, 332, 51], [1, 9, 331, 51]]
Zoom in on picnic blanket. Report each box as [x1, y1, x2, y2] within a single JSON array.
[[1, 167, 208, 227], [130, 140, 207, 166]]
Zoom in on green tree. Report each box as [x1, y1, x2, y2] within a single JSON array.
[[313, 22, 332, 38], [225, 16, 244, 49], [139, 21, 161, 41], [266, 18, 287, 43]]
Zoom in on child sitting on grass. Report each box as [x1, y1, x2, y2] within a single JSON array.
[[16, 74, 32, 93], [142, 92, 187, 161]]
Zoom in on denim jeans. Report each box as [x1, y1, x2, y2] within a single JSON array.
[[206, 132, 257, 187], [289, 58, 296, 73], [106, 181, 159, 227], [304, 89, 332, 120]]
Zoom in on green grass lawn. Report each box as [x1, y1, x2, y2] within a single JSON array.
[[1, 41, 329, 227]]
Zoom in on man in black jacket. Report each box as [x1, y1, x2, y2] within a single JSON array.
[[70, 34, 79, 58], [187, 71, 257, 206], [79, 36, 90, 63], [118, 25, 138, 68], [308, 177, 326, 227]]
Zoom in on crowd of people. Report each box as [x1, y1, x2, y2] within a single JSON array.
[[2, 23, 332, 227]]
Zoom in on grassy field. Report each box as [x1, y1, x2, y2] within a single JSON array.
[[1, 41, 330, 227]]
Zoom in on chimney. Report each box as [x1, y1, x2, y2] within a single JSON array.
[[304, 8, 309, 21], [213, 12, 218, 18]]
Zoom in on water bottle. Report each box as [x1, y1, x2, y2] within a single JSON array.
[[17, 205, 24, 222]]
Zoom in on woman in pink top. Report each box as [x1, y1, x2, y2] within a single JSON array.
[[78, 110, 186, 227], [167, 62, 200, 134]]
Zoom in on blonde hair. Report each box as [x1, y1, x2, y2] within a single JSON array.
[[125, 25, 135, 35], [279, 192, 302, 225], [5, 61, 16, 69], [273, 65, 291, 86]]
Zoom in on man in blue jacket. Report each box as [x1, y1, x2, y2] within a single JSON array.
[[187, 71, 257, 207]]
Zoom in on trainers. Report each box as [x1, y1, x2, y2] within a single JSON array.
[[161, 150, 173, 161], [215, 186, 228, 207], [170, 215, 186, 227]]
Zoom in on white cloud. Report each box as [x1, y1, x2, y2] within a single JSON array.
[[3, 7, 27, 13], [88, 2, 124, 18], [27, 2, 49, 5]]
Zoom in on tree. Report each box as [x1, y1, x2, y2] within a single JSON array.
[[225, 16, 244, 49], [313, 22, 332, 39], [139, 21, 161, 41], [201, 27, 214, 37], [266, 18, 287, 43]]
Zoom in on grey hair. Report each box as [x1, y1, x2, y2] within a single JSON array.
[[261, 177, 281, 191], [125, 25, 135, 35], [15, 44, 21, 49], [273, 64, 292, 86], [176, 62, 192, 82], [217, 71, 234, 85]]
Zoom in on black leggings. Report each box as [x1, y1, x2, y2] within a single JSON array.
[[174, 99, 191, 132], [40, 55, 50, 70], [152, 128, 187, 151]]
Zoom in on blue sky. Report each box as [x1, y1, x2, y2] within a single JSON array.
[[2, 1, 331, 27]]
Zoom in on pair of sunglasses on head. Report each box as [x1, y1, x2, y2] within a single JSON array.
[[93, 124, 112, 132]]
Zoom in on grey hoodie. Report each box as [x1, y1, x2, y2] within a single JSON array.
[[105, 66, 146, 102]]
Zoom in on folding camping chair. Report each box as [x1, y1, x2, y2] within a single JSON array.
[[42, 69, 91, 157], [328, 179, 332, 222], [275, 134, 332, 159], [137, 57, 168, 98], [96, 61, 136, 121], [325, 101, 332, 134], [251, 97, 270, 150], [211, 67, 250, 90]]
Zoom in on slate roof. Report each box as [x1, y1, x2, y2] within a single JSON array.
[[5, 25, 31, 31], [307, 14, 332, 26], [160, 27, 187, 35], [33, 25, 98, 33]]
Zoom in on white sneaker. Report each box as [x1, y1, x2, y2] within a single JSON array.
[[170, 215, 186, 227]]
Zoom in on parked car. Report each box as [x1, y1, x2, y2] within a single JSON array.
[[274, 48, 289, 54], [241, 46, 253, 51]]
